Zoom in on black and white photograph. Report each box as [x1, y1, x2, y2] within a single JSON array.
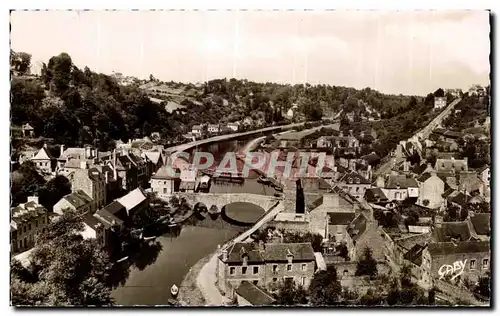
[[8, 8, 491, 307]]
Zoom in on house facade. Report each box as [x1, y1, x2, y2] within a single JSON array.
[[150, 166, 178, 198], [68, 166, 106, 212], [53, 190, 93, 215], [434, 97, 447, 109], [10, 196, 50, 254], [217, 242, 316, 296], [31, 144, 55, 174], [416, 172, 445, 209]]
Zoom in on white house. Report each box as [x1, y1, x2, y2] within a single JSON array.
[[150, 166, 178, 198], [227, 122, 240, 132], [434, 97, 447, 109]]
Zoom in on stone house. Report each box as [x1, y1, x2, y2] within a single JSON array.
[[308, 187, 361, 238], [10, 196, 49, 254], [382, 175, 419, 201], [416, 171, 445, 209], [128, 153, 149, 188], [227, 122, 240, 132], [91, 164, 120, 204], [53, 190, 93, 215], [434, 96, 447, 109], [150, 166, 179, 198], [435, 157, 468, 174], [403, 244, 433, 289], [115, 188, 149, 221], [217, 242, 316, 296], [208, 124, 221, 134], [428, 241, 490, 283], [326, 212, 356, 244], [31, 144, 55, 174], [68, 165, 106, 213], [338, 171, 371, 201], [110, 154, 139, 192]]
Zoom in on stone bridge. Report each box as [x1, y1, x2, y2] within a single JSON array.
[[178, 192, 282, 212]]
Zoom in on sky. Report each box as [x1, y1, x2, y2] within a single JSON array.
[[10, 10, 490, 95]]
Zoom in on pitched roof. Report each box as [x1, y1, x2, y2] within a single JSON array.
[[340, 171, 371, 185], [428, 241, 490, 257], [116, 188, 147, 213], [470, 213, 490, 236], [386, 175, 418, 189], [152, 166, 178, 179], [361, 152, 381, 164], [395, 233, 432, 251], [404, 244, 426, 266], [262, 243, 315, 262], [435, 158, 468, 173], [22, 123, 34, 130], [448, 191, 469, 206], [411, 163, 429, 175], [142, 151, 162, 165], [364, 187, 388, 202], [60, 148, 86, 160], [432, 222, 472, 242], [82, 211, 102, 230], [94, 201, 125, 228], [225, 243, 264, 264], [328, 212, 356, 225], [62, 190, 93, 208], [236, 281, 275, 306], [347, 214, 368, 241], [32, 146, 53, 160]]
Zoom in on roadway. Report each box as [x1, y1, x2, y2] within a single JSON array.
[[373, 98, 462, 177]]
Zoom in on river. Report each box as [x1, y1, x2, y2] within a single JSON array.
[[111, 136, 274, 305]]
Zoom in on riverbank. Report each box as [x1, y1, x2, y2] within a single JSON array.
[[177, 253, 211, 306]]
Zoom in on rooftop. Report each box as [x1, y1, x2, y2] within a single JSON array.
[[328, 212, 356, 225], [116, 188, 147, 213], [235, 281, 275, 306], [428, 240, 490, 257]]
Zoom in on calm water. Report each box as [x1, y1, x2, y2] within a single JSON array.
[[112, 137, 275, 305]]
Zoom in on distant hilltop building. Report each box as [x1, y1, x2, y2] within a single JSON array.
[[434, 96, 447, 109]]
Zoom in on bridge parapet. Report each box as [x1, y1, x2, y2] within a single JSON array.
[[177, 192, 282, 212]]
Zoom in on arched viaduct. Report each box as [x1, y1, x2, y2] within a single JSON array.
[[177, 192, 282, 213]]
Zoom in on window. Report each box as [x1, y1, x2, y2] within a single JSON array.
[[253, 266, 259, 274], [356, 187, 359, 192], [301, 264, 307, 271], [470, 260, 476, 270], [273, 265, 278, 273], [242, 267, 247, 275], [301, 277, 306, 286], [287, 264, 292, 272], [483, 259, 489, 269], [273, 278, 278, 283], [230, 267, 235, 275], [28, 223, 32, 231], [163, 188, 168, 194]]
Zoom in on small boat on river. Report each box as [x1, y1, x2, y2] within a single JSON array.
[[171, 284, 179, 297], [143, 236, 157, 242], [116, 256, 129, 264]]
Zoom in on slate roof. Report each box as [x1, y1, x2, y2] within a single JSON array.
[[11, 201, 48, 224], [116, 188, 147, 213], [361, 152, 381, 165], [32, 146, 53, 160], [62, 190, 93, 209], [470, 213, 490, 236], [82, 211, 102, 230], [428, 241, 490, 257], [152, 166, 178, 179], [411, 163, 429, 175], [236, 281, 275, 306], [224, 242, 315, 264], [448, 192, 469, 206], [364, 187, 388, 202], [418, 172, 432, 182], [142, 151, 162, 165], [346, 214, 368, 241], [395, 233, 432, 251], [340, 171, 371, 185], [328, 212, 356, 225], [404, 244, 426, 266], [432, 222, 472, 242], [94, 201, 125, 228], [435, 158, 468, 173], [386, 175, 419, 189]]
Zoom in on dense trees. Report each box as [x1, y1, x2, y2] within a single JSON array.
[[308, 265, 343, 305], [11, 50, 32, 75], [11, 211, 114, 306], [273, 279, 308, 305], [355, 247, 378, 279]]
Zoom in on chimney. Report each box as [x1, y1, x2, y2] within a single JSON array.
[[105, 171, 109, 184], [222, 249, 228, 262], [43, 143, 48, 149], [60, 144, 65, 157], [85, 146, 91, 159], [113, 149, 117, 180], [434, 215, 443, 228], [27, 196, 39, 204], [80, 160, 88, 169]]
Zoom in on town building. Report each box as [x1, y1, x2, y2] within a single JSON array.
[[416, 171, 445, 209], [402, 243, 433, 289], [227, 122, 240, 132], [382, 175, 419, 201], [150, 166, 179, 198], [478, 165, 490, 189], [115, 188, 149, 221], [21, 123, 34, 138], [337, 171, 371, 201], [53, 190, 93, 215], [217, 242, 316, 296], [10, 196, 49, 254], [434, 96, 447, 109], [179, 167, 197, 193], [428, 241, 490, 283], [191, 125, 203, 137], [31, 144, 55, 174], [141, 151, 164, 176], [208, 124, 221, 134], [68, 164, 107, 212]]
